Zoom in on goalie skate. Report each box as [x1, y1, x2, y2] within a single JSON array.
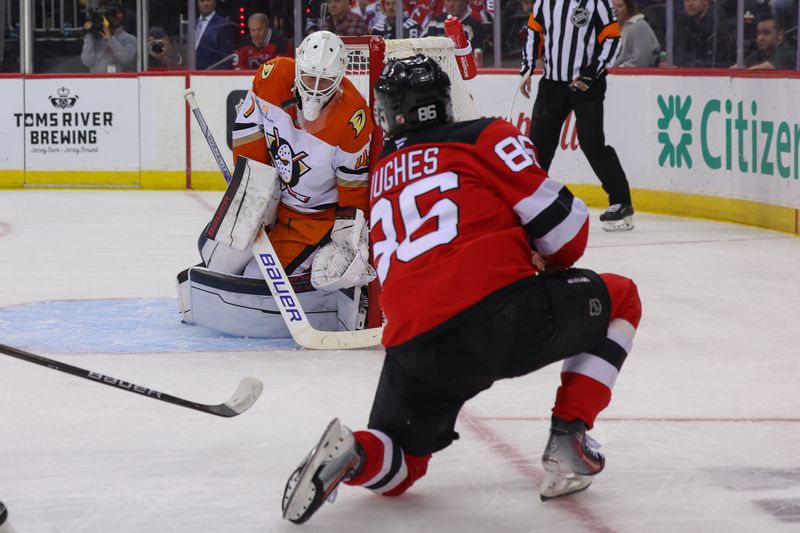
[[600, 204, 634, 232], [282, 418, 363, 524], [540, 417, 605, 501]]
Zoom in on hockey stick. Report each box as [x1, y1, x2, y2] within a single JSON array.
[[183, 88, 383, 350], [185, 88, 233, 183], [251, 227, 383, 349], [507, 70, 532, 122], [0, 343, 263, 418]]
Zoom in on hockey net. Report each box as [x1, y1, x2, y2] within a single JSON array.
[[341, 36, 480, 329], [341, 36, 479, 123]]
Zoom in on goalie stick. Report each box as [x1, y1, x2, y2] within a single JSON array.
[[0, 343, 263, 418], [184, 88, 383, 350]]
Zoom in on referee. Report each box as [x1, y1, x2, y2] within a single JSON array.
[[521, 0, 634, 231]]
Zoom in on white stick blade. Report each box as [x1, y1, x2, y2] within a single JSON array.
[[296, 327, 383, 350], [223, 376, 264, 414]]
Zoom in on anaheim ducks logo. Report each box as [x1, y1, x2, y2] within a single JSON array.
[[266, 127, 311, 202], [260, 62, 275, 80], [348, 109, 367, 137]]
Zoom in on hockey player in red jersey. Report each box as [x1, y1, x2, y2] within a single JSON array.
[[281, 54, 642, 524]]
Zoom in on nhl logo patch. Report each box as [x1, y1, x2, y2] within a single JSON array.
[[571, 7, 590, 27]]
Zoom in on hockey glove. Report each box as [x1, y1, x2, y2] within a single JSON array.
[[311, 208, 377, 292], [570, 64, 601, 92]]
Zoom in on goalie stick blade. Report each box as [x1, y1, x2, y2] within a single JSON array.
[[252, 228, 384, 350], [293, 324, 383, 350], [210, 376, 264, 417]]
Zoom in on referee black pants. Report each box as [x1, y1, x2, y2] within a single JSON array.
[[530, 76, 632, 207]]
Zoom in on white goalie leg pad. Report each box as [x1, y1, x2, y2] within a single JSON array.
[[336, 285, 369, 331], [206, 156, 282, 252], [185, 266, 338, 337], [311, 208, 376, 292], [200, 237, 254, 274], [176, 267, 194, 323]]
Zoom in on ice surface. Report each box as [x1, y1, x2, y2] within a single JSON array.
[[1, 190, 800, 532]]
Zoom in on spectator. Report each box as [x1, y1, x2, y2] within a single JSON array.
[[613, 0, 660, 66], [194, 0, 236, 70], [399, 0, 431, 38], [147, 26, 184, 70], [322, 0, 369, 36], [742, 14, 796, 69], [674, 0, 736, 67], [352, 0, 385, 30], [80, 2, 137, 73], [233, 13, 291, 70], [371, 0, 402, 39], [422, 0, 486, 51]]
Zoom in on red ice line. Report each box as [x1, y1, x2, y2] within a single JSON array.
[[187, 191, 218, 212], [475, 416, 800, 423], [461, 410, 619, 533]]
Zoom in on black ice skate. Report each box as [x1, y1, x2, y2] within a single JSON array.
[[540, 417, 605, 501], [282, 418, 363, 524], [600, 204, 634, 232]]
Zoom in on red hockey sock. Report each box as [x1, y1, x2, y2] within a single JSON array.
[[552, 274, 642, 428], [347, 430, 431, 497], [552, 371, 611, 429]]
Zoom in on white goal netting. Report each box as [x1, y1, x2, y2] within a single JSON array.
[[343, 36, 479, 122]]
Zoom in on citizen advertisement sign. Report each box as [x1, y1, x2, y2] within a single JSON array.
[[19, 78, 139, 171]]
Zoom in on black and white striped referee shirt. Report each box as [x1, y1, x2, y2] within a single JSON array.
[[521, 0, 621, 82]]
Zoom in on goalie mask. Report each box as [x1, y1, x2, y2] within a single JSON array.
[[373, 54, 453, 139], [295, 31, 348, 122]]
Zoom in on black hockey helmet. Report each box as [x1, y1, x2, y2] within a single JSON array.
[[373, 54, 453, 139]]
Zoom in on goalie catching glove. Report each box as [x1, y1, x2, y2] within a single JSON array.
[[311, 208, 376, 292]]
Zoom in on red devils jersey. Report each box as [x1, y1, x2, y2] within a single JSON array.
[[233, 35, 290, 70], [370, 118, 590, 348]]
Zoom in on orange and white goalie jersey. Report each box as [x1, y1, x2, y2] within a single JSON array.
[[232, 57, 373, 214]]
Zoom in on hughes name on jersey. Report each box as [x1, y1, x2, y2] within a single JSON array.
[[232, 57, 373, 214], [370, 118, 590, 348]]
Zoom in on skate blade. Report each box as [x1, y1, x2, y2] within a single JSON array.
[[283, 418, 342, 523], [601, 217, 634, 232], [540, 472, 594, 501]]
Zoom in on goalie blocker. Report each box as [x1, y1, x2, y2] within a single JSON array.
[[177, 157, 374, 338]]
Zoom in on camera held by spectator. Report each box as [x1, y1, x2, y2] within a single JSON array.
[[148, 26, 184, 69], [81, 2, 137, 73], [86, 7, 112, 38]]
